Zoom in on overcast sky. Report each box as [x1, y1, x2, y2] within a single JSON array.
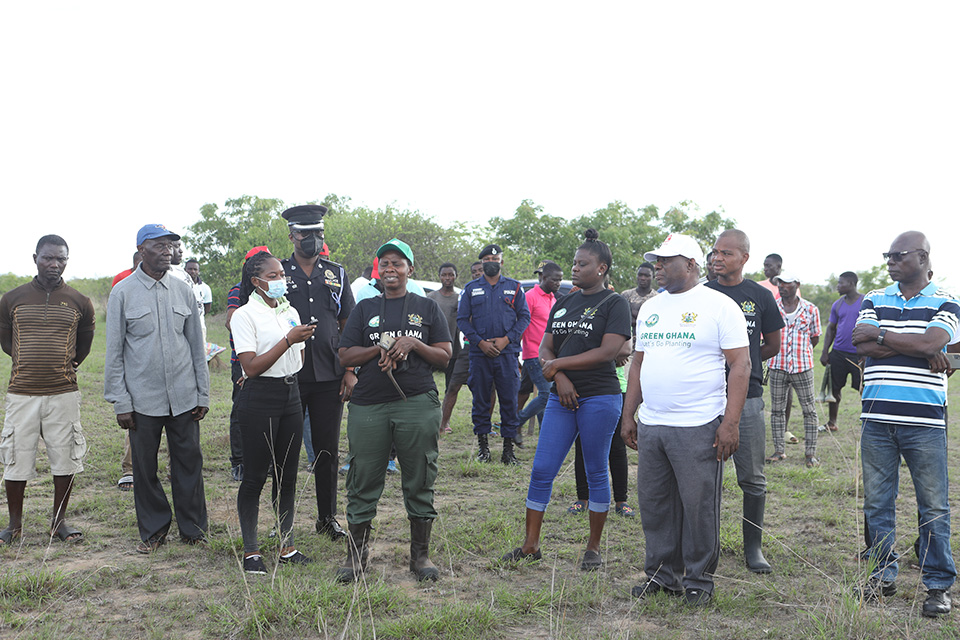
[[2, 2, 958, 291]]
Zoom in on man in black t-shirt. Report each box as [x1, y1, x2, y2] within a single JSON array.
[[706, 229, 784, 574], [428, 263, 462, 435]]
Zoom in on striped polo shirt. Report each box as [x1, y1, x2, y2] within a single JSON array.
[[857, 282, 960, 428]]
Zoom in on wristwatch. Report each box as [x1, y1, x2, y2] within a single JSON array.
[[876, 329, 887, 345]]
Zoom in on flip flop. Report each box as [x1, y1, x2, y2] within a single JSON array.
[[52, 523, 83, 543], [765, 452, 786, 463], [117, 474, 134, 491], [0, 528, 22, 546], [785, 431, 800, 444]]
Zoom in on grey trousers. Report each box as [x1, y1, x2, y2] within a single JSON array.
[[731, 396, 766, 497], [637, 417, 723, 594], [129, 411, 208, 543]]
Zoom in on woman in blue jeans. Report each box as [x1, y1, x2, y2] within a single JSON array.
[[501, 229, 632, 570]]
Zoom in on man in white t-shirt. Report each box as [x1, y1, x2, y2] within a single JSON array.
[[622, 233, 750, 607]]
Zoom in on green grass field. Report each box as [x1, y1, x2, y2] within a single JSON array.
[[1, 312, 959, 639]]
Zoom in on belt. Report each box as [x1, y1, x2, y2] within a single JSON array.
[[247, 374, 299, 385]]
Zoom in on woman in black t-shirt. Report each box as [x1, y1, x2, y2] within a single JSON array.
[[501, 229, 632, 571], [336, 239, 452, 583]]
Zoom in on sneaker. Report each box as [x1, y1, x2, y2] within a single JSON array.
[[923, 589, 951, 618], [684, 588, 712, 606], [631, 579, 682, 599], [230, 464, 243, 482], [500, 547, 542, 563], [855, 577, 897, 601], [278, 550, 311, 565], [338, 462, 350, 476], [580, 549, 603, 571], [117, 474, 134, 491], [817, 424, 827, 432], [244, 554, 268, 575], [316, 515, 347, 541], [386, 460, 399, 475], [615, 504, 636, 517], [567, 500, 587, 515]]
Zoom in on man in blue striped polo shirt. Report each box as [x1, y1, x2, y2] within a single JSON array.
[[852, 231, 959, 617]]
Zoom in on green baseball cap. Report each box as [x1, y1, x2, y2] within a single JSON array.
[[376, 238, 414, 265]]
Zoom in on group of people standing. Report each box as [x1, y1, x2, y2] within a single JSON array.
[[0, 217, 955, 618]]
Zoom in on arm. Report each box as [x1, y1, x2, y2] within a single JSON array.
[[0, 325, 10, 357], [184, 293, 211, 420], [225, 307, 236, 331], [74, 330, 94, 367], [103, 290, 135, 428], [809, 305, 821, 349], [338, 345, 381, 368], [620, 352, 644, 450], [819, 321, 837, 366], [759, 331, 781, 361], [456, 285, 484, 346], [541, 333, 629, 378], [714, 346, 750, 461], [502, 287, 531, 347], [852, 323, 950, 360], [538, 332, 579, 409], [384, 335, 453, 369], [614, 335, 633, 367], [237, 324, 315, 378], [203, 302, 212, 314]]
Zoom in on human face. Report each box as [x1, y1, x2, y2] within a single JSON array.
[[138, 237, 175, 276], [185, 262, 200, 283], [885, 237, 926, 284], [251, 257, 285, 298], [470, 263, 483, 279], [289, 228, 325, 259], [777, 279, 799, 300], [439, 266, 457, 290], [34, 243, 68, 286], [763, 257, 781, 279], [171, 240, 184, 265], [378, 250, 413, 295], [836, 276, 855, 295], [711, 236, 748, 280], [571, 249, 604, 291], [636, 267, 653, 291], [541, 269, 563, 294], [654, 255, 695, 293]]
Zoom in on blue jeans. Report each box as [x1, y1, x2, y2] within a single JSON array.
[[861, 419, 956, 590], [518, 358, 550, 427], [526, 393, 622, 513]]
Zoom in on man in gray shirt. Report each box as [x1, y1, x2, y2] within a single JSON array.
[[104, 224, 210, 553]]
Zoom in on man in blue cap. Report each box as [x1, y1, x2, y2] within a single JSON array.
[[104, 224, 210, 553], [280, 205, 356, 540], [457, 244, 530, 465]]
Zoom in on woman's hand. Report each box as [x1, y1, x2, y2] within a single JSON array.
[[386, 336, 420, 363], [287, 324, 316, 344], [541, 358, 560, 381], [554, 372, 579, 410]]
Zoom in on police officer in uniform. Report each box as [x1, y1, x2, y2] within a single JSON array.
[[280, 205, 356, 540], [457, 244, 530, 465]]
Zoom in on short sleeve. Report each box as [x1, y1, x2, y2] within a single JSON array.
[[0, 293, 11, 331], [227, 285, 241, 310], [717, 297, 750, 350], [604, 295, 632, 338], [829, 299, 840, 325], [339, 300, 368, 350], [930, 299, 960, 342], [810, 305, 822, 337], [230, 307, 258, 355], [758, 286, 785, 334], [857, 292, 880, 327], [199, 283, 213, 304]]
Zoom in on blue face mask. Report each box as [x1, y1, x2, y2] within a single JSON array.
[[259, 278, 288, 300]]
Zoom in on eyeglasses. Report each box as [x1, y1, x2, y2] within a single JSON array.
[[882, 249, 924, 262]]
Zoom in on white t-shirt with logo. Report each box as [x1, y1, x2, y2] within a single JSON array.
[[634, 284, 749, 427]]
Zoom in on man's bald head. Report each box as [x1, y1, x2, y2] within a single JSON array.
[[717, 229, 750, 254], [892, 230, 930, 253]]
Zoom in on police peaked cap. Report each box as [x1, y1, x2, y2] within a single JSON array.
[[281, 204, 328, 230]]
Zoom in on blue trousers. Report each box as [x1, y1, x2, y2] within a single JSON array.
[[469, 353, 521, 439], [518, 358, 550, 428], [526, 393, 623, 513]]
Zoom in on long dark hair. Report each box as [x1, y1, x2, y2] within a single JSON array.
[[578, 228, 613, 276], [238, 251, 275, 306]]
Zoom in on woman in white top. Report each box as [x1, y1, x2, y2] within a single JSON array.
[[230, 251, 315, 574]]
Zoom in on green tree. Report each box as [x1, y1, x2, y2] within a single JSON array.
[[487, 200, 579, 278]]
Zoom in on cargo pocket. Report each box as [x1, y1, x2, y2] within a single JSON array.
[[422, 449, 439, 492], [71, 423, 88, 462], [0, 425, 14, 466]]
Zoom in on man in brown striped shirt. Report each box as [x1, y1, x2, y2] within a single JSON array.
[[0, 234, 96, 546]]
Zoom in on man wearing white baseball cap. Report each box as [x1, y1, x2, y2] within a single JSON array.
[[622, 233, 750, 606]]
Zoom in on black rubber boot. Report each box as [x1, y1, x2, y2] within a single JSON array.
[[501, 437, 520, 466], [409, 518, 439, 582], [335, 521, 371, 583], [743, 493, 772, 574], [476, 434, 491, 463]]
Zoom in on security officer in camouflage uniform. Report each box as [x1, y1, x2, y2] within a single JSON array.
[[280, 205, 356, 540]]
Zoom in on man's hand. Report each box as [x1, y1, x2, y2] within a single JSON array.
[[491, 337, 509, 352], [928, 352, 951, 374], [192, 406, 209, 421], [117, 412, 136, 430], [621, 416, 638, 450], [713, 418, 739, 461], [479, 340, 500, 358], [340, 370, 357, 402], [820, 350, 830, 367], [852, 324, 881, 345]]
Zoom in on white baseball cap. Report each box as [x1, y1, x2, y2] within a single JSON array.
[[775, 270, 800, 284], [644, 233, 705, 266]]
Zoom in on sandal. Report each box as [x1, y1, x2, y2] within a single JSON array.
[[500, 547, 542, 562], [765, 452, 786, 463], [827, 423, 839, 432], [0, 528, 22, 546], [785, 431, 799, 444], [805, 456, 821, 468], [567, 500, 587, 515], [136, 536, 165, 554], [117, 474, 134, 491], [51, 523, 83, 544], [615, 504, 636, 518]]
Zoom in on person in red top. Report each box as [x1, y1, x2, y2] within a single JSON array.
[[112, 252, 142, 288], [517, 261, 562, 431]]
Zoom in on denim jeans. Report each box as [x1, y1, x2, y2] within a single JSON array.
[[518, 358, 551, 427], [526, 393, 622, 512], [861, 419, 956, 590]]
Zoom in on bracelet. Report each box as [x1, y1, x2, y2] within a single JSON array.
[[285, 336, 292, 348]]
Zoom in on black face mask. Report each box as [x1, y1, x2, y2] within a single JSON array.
[[300, 233, 323, 258], [482, 261, 501, 277]]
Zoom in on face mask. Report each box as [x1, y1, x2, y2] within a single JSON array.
[[259, 278, 288, 300], [300, 232, 323, 257], [482, 261, 501, 277]]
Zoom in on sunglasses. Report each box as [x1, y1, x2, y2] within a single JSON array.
[[882, 249, 924, 262]]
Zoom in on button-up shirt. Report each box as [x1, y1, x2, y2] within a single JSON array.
[[104, 266, 210, 417], [457, 275, 531, 355], [769, 297, 821, 374]]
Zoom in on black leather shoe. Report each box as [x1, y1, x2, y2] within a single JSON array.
[[316, 515, 347, 541], [923, 589, 951, 618], [855, 578, 897, 601], [684, 588, 712, 606], [631, 579, 682, 599]]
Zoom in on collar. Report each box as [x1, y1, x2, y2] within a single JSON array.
[[133, 264, 170, 289], [888, 281, 937, 299], [252, 292, 292, 315], [30, 276, 65, 293]]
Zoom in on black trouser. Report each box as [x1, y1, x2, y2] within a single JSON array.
[[574, 395, 628, 504], [229, 360, 244, 468], [129, 410, 208, 543], [236, 376, 303, 553], [299, 380, 344, 519]]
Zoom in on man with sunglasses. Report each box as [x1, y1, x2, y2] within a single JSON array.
[[280, 205, 356, 541], [852, 231, 959, 617]]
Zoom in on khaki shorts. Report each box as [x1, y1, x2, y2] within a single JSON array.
[[0, 391, 86, 481]]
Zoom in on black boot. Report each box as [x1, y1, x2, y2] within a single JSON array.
[[476, 434, 491, 463], [409, 518, 439, 582], [743, 493, 772, 574], [501, 437, 520, 466], [335, 521, 371, 583]]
